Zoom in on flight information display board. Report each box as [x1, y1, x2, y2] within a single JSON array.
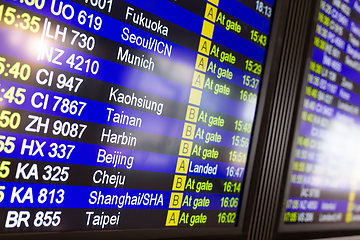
[[281, 0, 360, 228], [0, 0, 274, 233]]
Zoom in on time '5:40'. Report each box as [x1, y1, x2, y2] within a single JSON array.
[[0, 57, 31, 81]]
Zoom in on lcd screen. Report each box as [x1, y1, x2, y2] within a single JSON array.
[[0, 0, 275, 233]]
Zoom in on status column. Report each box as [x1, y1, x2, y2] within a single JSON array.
[[165, 0, 218, 227]]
